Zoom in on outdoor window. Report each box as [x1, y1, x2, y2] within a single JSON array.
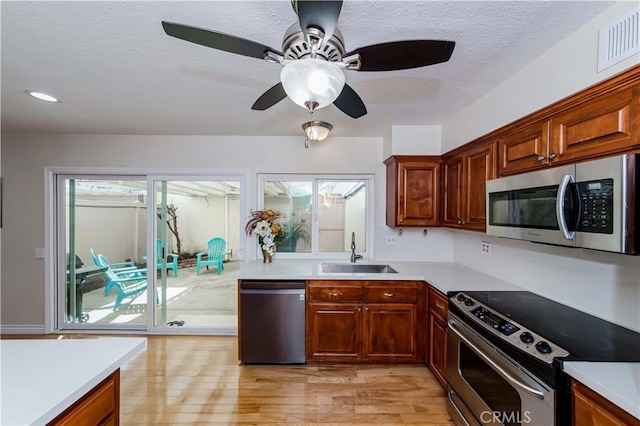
[[259, 175, 373, 258]]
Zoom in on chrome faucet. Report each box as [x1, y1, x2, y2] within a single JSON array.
[[350, 232, 363, 263]]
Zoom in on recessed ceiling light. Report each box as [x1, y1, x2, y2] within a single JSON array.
[[25, 90, 60, 103]]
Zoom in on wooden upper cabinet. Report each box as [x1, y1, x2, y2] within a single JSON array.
[[385, 156, 441, 227], [497, 68, 640, 177], [498, 120, 550, 176], [442, 156, 464, 227], [464, 143, 496, 231], [551, 87, 640, 164], [443, 142, 496, 231]]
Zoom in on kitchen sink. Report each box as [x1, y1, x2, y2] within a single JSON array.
[[321, 263, 398, 274]]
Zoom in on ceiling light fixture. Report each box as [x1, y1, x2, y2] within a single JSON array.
[[25, 90, 60, 103], [302, 120, 333, 148], [281, 59, 345, 114]]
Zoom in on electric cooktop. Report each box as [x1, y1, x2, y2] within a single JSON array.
[[458, 291, 640, 363]]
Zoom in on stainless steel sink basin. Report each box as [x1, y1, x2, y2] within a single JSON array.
[[321, 263, 398, 274]]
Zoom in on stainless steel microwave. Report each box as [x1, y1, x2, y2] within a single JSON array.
[[486, 154, 639, 255]]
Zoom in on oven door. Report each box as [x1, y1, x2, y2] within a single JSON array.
[[446, 313, 555, 426], [486, 164, 579, 247]]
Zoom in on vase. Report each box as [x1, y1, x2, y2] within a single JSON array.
[[261, 249, 272, 264]]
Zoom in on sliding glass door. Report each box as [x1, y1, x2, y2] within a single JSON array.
[[55, 172, 244, 333]]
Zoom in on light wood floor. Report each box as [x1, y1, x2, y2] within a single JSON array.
[[4, 335, 454, 425]]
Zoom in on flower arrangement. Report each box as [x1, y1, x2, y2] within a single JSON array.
[[245, 209, 286, 256]]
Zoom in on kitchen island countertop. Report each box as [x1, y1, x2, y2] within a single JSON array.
[[235, 260, 523, 294], [1, 337, 146, 425]]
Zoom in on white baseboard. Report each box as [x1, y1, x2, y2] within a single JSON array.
[[0, 324, 47, 334]]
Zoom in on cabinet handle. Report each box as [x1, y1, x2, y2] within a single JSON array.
[[328, 292, 343, 297], [399, 218, 404, 223], [537, 155, 546, 162], [383, 292, 397, 297], [365, 307, 369, 311], [549, 153, 557, 160], [461, 220, 466, 225], [457, 220, 462, 225], [358, 307, 362, 312], [435, 302, 445, 310]]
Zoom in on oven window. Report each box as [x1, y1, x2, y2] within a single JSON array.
[[460, 344, 522, 426]]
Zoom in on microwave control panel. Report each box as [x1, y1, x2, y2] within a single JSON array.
[[576, 178, 613, 234]]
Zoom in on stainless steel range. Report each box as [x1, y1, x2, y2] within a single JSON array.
[[446, 291, 640, 426]]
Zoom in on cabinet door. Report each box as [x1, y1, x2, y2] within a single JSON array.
[[363, 303, 417, 362], [385, 156, 441, 227], [498, 120, 550, 176], [551, 87, 639, 165], [428, 314, 448, 388], [442, 155, 464, 227], [464, 142, 496, 231], [306, 303, 362, 362], [572, 379, 640, 426]]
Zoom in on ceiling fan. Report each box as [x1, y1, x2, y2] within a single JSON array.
[[162, 0, 455, 119]]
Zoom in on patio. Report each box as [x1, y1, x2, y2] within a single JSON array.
[[78, 261, 239, 328]]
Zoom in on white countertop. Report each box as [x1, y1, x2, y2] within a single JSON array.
[[563, 362, 640, 420], [235, 260, 523, 294], [0, 337, 146, 425]]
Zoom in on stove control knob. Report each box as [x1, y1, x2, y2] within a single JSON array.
[[520, 332, 534, 344], [464, 298, 474, 306], [457, 294, 466, 302], [535, 341, 552, 354]]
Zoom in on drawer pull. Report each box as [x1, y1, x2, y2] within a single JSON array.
[[383, 292, 397, 297], [328, 292, 343, 297], [435, 302, 445, 310]]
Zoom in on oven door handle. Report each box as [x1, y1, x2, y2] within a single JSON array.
[[448, 320, 545, 400]]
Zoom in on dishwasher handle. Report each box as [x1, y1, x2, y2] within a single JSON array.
[[240, 280, 306, 290]]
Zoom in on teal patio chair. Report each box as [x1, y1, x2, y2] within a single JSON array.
[[155, 239, 179, 277], [98, 254, 149, 311], [196, 237, 226, 276], [91, 249, 145, 296]]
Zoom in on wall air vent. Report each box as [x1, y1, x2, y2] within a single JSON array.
[[597, 10, 639, 72]]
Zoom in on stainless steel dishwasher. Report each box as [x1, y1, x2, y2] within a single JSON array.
[[239, 280, 306, 364]]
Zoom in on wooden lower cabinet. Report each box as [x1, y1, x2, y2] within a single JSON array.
[[427, 286, 449, 388], [49, 370, 120, 426], [572, 379, 640, 426], [306, 280, 425, 363]]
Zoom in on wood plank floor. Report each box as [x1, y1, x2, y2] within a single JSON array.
[[3, 335, 454, 425]]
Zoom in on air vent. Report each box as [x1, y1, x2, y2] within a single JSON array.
[[597, 10, 639, 72]]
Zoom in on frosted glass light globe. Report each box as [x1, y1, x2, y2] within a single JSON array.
[[281, 59, 345, 111]]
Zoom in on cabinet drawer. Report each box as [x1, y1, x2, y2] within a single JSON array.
[[429, 287, 448, 321], [308, 285, 363, 302], [364, 286, 417, 303]]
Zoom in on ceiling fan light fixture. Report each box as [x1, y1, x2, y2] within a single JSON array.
[[302, 120, 333, 148], [281, 59, 345, 112]]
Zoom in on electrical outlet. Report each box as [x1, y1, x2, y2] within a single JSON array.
[[481, 241, 491, 255], [386, 236, 396, 245]]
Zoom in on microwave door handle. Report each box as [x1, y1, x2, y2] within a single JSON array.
[[448, 320, 545, 399], [556, 174, 575, 240]]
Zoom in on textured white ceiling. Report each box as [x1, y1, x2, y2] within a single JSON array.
[[1, 1, 613, 138]]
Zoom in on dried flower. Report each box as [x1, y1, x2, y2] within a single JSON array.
[[245, 209, 286, 255]]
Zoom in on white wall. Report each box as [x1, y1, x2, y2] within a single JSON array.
[[443, 2, 640, 332], [0, 133, 451, 330]]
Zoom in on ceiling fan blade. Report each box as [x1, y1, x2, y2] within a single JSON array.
[[251, 83, 287, 111], [333, 84, 367, 119], [162, 21, 282, 60], [347, 40, 455, 72], [296, 0, 343, 47]]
